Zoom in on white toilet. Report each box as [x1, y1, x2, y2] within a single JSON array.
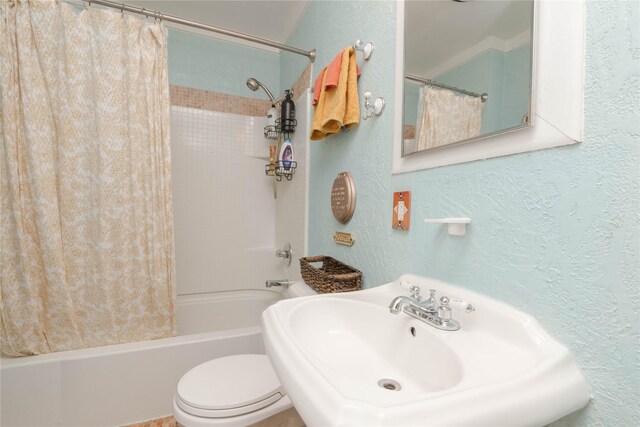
[[172, 281, 315, 427]]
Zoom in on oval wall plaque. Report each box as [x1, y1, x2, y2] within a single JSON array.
[[331, 172, 356, 224]]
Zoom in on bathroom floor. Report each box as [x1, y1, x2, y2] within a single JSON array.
[[123, 415, 177, 427], [124, 408, 305, 427]]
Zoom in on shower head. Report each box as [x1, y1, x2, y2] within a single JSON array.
[[246, 78, 260, 91], [246, 77, 275, 102]]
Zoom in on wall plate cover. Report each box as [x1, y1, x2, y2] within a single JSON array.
[[392, 191, 411, 230]]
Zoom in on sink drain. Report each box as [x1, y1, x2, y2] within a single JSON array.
[[378, 379, 401, 391]]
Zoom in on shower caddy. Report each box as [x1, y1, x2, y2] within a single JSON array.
[[265, 90, 298, 181]]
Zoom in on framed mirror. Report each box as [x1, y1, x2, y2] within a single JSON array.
[[403, 0, 534, 156], [392, 0, 584, 174]]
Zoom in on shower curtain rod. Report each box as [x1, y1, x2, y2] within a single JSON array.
[[80, 0, 316, 62], [405, 73, 488, 103]]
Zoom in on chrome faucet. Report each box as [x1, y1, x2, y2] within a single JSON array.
[[389, 285, 465, 331], [275, 243, 293, 267], [389, 295, 420, 315]]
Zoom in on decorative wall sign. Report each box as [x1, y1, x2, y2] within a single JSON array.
[[392, 191, 411, 230], [331, 172, 356, 224], [333, 231, 355, 246]]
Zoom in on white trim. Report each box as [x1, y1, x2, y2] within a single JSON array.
[[505, 30, 533, 51], [392, 0, 585, 174], [393, 0, 405, 172]]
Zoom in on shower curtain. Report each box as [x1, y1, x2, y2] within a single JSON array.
[[0, 0, 176, 356], [415, 85, 484, 151]]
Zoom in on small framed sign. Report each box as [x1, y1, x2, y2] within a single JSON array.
[[331, 172, 356, 224]]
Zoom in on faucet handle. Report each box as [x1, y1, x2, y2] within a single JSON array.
[[409, 285, 422, 301], [438, 296, 452, 320]]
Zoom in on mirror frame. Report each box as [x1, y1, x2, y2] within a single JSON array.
[[392, 0, 585, 174]]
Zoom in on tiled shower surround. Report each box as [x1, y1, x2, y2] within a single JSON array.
[[169, 89, 279, 296], [169, 66, 311, 296]]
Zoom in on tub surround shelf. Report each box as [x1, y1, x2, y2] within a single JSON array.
[[424, 217, 471, 236]]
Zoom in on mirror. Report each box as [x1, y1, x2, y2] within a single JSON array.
[[403, 0, 534, 156]]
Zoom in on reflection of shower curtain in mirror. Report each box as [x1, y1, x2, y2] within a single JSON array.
[[0, 0, 175, 356], [415, 86, 484, 151]]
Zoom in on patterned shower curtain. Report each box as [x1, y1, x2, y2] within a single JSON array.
[[415, 85, 484, 151], [0, 0, 176, 356]]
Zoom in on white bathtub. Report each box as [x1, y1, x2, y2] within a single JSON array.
[[0, 289, 282, 427]]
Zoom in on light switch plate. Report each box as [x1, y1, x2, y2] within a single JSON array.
[[392, 191, 411, 230]]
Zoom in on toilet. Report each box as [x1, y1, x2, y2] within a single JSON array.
[[173, 281, 315, 427]]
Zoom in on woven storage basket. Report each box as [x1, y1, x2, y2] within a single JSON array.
[[299, 256, 362, 294]]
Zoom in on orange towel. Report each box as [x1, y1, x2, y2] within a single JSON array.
[[313, 50, 360, 106], [310, 46, 361, 141]]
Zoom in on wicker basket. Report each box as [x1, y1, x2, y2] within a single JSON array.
[[299, 256, 362, 294]]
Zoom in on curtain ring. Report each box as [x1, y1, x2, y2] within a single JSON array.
[[121, 2, 125, 16]]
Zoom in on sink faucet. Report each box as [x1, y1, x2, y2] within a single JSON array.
[[389, 285, 462, 331]]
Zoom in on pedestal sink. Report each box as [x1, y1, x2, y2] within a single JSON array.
[[262, 274, 590, 427]]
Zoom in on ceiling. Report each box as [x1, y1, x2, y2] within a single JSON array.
[[126, 0, 531, 76], [405, 0, 533, 76], [127, 0, 309, 44]]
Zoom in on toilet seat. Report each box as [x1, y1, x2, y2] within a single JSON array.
[[175, 354, 285, 419]]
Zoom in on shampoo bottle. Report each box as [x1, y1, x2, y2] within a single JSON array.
[[266, 105, 277, 129], [279, 136, 294, 172], [280, 90, 295, 133]]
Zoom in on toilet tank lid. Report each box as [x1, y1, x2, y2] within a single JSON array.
[[177, 354, 283, 411]]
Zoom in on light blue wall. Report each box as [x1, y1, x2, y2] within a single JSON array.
[[286, 0, 639, 425], [167, 28, 280, 98], [502, 43, 532, 128], [282, 0, 396, 284]]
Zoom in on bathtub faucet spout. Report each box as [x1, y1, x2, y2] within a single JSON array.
[[265, 279, 294, 288]]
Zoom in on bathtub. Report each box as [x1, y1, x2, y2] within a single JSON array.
[[0, 289, 282, 427]]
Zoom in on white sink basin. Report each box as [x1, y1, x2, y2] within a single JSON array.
[[262, 274, 590, 427]]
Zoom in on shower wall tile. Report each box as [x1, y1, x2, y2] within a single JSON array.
[[170, 106, 276, 295], [170, 85, 271, 117]]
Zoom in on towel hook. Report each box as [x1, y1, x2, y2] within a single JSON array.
[[362, 91, 385, 120], [353, 39, 373, 61]]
